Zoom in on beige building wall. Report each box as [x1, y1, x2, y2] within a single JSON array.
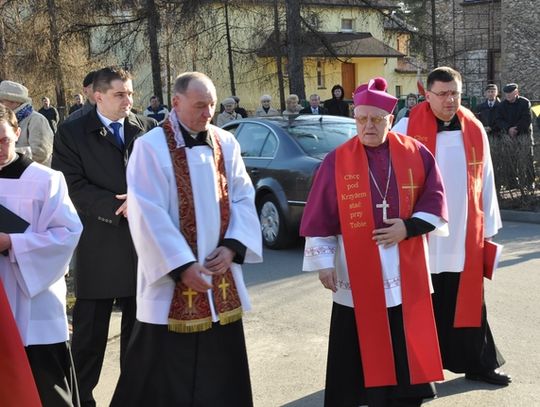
[[127, 3, 416, 113]]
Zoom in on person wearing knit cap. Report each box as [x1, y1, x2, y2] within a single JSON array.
[[301, 77, 448, 406], [0, 80, 54, 166], [393, 67, 510, 387]]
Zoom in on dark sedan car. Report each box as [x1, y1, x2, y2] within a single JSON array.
[[223, 115, 357, 249]]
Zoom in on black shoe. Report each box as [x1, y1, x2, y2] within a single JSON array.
[[465, 369, 512, 386]]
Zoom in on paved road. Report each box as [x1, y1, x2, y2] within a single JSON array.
[[95, 221, 540, 406]]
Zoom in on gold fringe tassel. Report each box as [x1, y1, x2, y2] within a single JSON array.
[[168, 317, 213, 334], [219, 307, 243, 326]]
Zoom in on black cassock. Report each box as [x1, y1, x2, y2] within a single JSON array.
[[111, 319, 253, 407], [325, 303, 436, 407], [431, 272, 505, 374]]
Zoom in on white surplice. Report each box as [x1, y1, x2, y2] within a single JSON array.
[[0, 163, 82, 345], [126, 125, 263, 325], [303, 210, 447, 309], [392, 118, 502, 274]]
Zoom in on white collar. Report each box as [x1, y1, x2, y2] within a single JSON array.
[[96, 109, 126, 128]]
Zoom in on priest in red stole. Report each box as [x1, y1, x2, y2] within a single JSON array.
[[300, 77, 448, 407], [393, 67, 510, 386]]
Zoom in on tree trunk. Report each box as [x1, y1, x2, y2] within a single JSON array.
[[146, 0, 164, 102], [285, 0, 305, 100], [0, 18, 7, 81], [224, 2, 236, 96], [46, 0, 66, 119], [274, 0, 286, 111], [430, 0, 438, 68]]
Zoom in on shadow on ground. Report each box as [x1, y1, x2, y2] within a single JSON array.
[[280, 390, 324, 407], [425, 376, 508, 403]]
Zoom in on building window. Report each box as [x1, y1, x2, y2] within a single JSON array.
[[341, 18, 354, 32], [396, 35, 408, 55], [317, 60, 325, 89], [395, 85, 402, 98]]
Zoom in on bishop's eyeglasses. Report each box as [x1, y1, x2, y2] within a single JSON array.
[[354, 114, 391, 126]]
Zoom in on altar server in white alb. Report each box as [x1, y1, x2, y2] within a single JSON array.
[[393, 66, 509, 386], [111, 72, 262, 407], [0, 103, 83, 406]]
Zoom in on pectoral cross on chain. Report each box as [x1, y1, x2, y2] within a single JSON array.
[[376, 199, 390, 221]]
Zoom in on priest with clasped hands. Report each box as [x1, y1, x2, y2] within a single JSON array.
[[300, 77, 449, 407]]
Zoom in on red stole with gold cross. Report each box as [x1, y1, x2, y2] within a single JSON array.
[[163, 121, 243, 333], [335, 132, 443, 387], [408, 102, 485, 327]]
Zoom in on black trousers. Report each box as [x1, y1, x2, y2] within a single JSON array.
[[324, 303, 435, 407], [111, 319, 253, 407], [25, 342, 80, 407], [70, 297, 136, 407], [431, 272, 505, 374]]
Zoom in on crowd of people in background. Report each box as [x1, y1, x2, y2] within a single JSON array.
[[4, 75, 536, 141]]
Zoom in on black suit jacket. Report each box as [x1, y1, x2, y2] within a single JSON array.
[[52, 108, 157, 298], [475, 100, 500, 132], [299, 106, 328, 115]]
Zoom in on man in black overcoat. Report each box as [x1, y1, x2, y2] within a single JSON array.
[[474, 84, 500, 135], [52, 66, 157, 407]]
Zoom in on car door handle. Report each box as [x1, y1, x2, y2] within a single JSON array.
[[250, 168, 260, 175]]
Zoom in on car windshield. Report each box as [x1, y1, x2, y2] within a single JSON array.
[[286, 122, 356, 158]]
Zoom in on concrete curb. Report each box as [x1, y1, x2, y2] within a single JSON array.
[[501, 209, 540, 224]]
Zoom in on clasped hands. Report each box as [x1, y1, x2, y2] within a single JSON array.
[[181, 246, 235, 292], [372, 218, 407, 248]]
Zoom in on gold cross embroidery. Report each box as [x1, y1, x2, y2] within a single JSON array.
[[468, 147, 483, 194], [402, 168, 420, 203], [219, 277, 230, 300], [182, 287, 198, 309], [468, 147, 482, 170]]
